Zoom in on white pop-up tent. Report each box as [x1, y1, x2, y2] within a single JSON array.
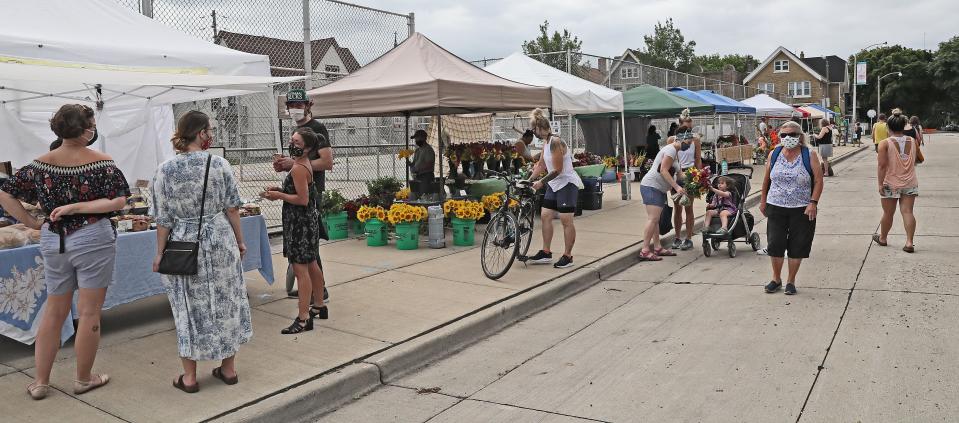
[[0, 0, 298, 181], [741, 94, 796, 118]]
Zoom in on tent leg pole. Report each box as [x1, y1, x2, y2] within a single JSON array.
[[438, 115, 444, 181], [405, 114, 410, 185], [620, 111, 630, 200]]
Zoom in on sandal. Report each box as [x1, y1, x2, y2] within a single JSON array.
[[903, 245, 915, 253], [309, 305, 329, 320], [74, 373, 110, 395], [212, 367, 238, 385], [27, 381, 50, 400], [173, 374, 199, 394], [654, 247, 677, 257], [638, 249, 662, 261], [281, 317, 313, 335], [872, 234, 887, 246]]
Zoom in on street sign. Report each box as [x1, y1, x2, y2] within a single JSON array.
[[867, 109, 877, 119], [856, 62, 868, 85], [549, 120, 562, 135]]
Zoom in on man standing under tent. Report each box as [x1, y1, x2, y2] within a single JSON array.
[[409, 129, 436, 183], [273, 89, 332, 302]]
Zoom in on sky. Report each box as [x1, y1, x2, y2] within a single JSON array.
[[355, 0, 956, 63]]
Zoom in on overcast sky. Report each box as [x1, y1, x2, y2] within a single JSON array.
[[357, 0, 955, 63]]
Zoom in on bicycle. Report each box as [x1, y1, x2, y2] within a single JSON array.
[[480, 170, 536, 280]]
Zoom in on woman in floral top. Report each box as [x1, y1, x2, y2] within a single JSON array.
[[0, 104, 129, 400]]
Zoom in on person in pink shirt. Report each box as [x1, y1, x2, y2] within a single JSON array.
[[874, 110, 920, 253]]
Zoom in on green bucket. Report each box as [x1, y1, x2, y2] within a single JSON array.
[[324, 212, 349, 240], [395, 222, 420, 250], [349, 219, 363, 236], [364, 219, 388, 246], [451, 217, 475, 246]]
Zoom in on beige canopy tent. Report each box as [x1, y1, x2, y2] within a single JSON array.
[[300, 32, 551, 180]]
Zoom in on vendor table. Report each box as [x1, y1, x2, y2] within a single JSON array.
[[0, 215, 274, 345]]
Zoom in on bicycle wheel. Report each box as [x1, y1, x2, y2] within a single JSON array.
[[481, 211, 520, 280], [517, 200, 535, 257]]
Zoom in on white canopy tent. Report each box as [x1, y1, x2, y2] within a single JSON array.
[[0, 0, 298, 181], [484, 53, 630, 197], [741, 94, 796, 118]]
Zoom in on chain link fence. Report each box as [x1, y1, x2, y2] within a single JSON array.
[[117, 0, 413, 229]]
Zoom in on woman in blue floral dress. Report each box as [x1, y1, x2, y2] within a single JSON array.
[[151, 111, 252, 393]]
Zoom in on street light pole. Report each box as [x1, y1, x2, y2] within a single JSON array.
[[851, 42, 887, 125], [877, 71, 903, 116]]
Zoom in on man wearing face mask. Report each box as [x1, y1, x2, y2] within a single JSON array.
[[409, 129, 435, 183], [274, 89, 333, 301]]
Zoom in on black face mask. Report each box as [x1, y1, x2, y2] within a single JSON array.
[[86, 129, 98, 145], [415, 138, 426, 147], [288, 143, 305, 158], [680, 142, 692, 151]]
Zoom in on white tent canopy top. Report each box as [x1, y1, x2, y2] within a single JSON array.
[[0, 0, 296, 181], [741, 94, 796, 118], [483, 52, 623, 116]]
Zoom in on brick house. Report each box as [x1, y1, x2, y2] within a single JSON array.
[[743, 46, 848, 110], [217, 31, 361, 79]]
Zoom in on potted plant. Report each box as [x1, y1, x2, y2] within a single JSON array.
[[357, 205, 387, 246], [344, 195, 369, 235], [365, 176, 403, 209], [387, 203, 427, 250], [443, 199, 485, 246], [319, 190, 348, 240]]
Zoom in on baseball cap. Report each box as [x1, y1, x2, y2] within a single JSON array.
[[411, 129, 428, 139], [286, 89, 308, 103]]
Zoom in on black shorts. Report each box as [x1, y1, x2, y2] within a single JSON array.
[[766, 204, 816, 259], [542, 183, 579, 214]]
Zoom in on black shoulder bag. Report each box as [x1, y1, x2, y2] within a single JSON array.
[[157, 154, 212, 276]]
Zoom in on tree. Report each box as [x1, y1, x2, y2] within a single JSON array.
[[930, 36, 959, 124], [849, 45, 939, 124], [522, 20, 585, 76], [636, 18, 697, 72], [697, 54, 760, 74]]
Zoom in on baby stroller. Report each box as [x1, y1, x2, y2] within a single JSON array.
[[701, 170, 761, 258]]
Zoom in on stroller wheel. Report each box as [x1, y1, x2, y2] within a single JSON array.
[[728, 241, 737, 258], [711, 239, 721, 251], [750, 232, 761, 251], [703, 242, 712, 257]]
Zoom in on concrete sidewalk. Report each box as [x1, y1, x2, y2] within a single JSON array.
[[0, 145, 865, 422]]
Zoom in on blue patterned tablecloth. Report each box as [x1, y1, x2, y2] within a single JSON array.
[[0, 215, 274, 345]]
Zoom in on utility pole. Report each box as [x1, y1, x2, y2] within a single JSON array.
[[852, 42, 887, 128], [210, 10, 219, 43]]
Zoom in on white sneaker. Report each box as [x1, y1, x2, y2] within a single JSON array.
[[756, 248, 768, 256]]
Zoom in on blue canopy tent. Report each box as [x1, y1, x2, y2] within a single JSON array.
[[806, 103, 837, 118], [669, 88, 758, 172], [694, 90, 756, 115]]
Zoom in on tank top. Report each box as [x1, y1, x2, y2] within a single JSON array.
[[819, 128, 833, 145], [677, 140, 696, 169], [766, 151, 812, 208], [882, 136, 918, 190], [640, 144, 681, 193], [542, 136, 584, 191]]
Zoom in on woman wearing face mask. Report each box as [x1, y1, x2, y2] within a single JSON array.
[[874, 111, 920, 253], [670, 110, 702, 251], [814, 119, 835, 176], [760, 121, 824, 295], [1, 104, 129, 400], [638, 124, 691, 261], [151, 110, 251, 393], [261, 128, 327, 333]]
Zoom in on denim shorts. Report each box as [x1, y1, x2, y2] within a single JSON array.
[[39, 219, 117, 296], [640, 184, 667, 207]]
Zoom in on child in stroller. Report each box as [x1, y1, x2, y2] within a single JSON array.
[[704, 176, 737, 235], [702, 172, 761, 258]]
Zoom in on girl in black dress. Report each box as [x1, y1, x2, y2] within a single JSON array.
[[260, 128, 326, 334]]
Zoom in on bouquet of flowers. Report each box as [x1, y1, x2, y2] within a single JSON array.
[[469, 142, 490, 161], [629, 154, 646, 168], [602, 156, 619, 169], [481, 192, 519, 212], [356, 205, 386, 223], [387, 203, 427, 225], [443, 199, 485, 220], [679, 166, 712, 205], [344, 196, 370, 220], [397, 148, 415, 160], [394, 188, 411, 201], [572, 152, 602, 167]]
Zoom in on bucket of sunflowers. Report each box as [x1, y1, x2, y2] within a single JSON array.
[[388, 203, 428, 250], [357, 205, 388, 246], [443, 199, 485, 246], [676, 166, 712, 206]]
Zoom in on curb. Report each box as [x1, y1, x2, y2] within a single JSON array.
[[216, 146, 870, 422]]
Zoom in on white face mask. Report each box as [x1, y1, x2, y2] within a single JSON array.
[[288, 109, 306, 121], [780, 135, 801, 149]]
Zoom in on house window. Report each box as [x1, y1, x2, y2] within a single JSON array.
[[759, 83, 775, 93], [774, 60, 789, 72], [788, 81, 811, 97], [324, 64, 341, 74], [620, 67, 638, 79]]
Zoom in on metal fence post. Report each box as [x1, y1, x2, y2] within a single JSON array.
[[408, 12, 415, 35], [140, 0, 153, 17], [302, 0, 312, 90]]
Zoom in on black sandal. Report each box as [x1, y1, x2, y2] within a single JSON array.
[[310, 305, 329, 320], [212, 367, 238, 385], [281, 317, 313, 334], [872, 234, 887, 246], [173, 375, 199, 394]]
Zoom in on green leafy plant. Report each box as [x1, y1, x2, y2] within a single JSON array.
[[365, 177, 404, 208], [319, 190, 347, 216]]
